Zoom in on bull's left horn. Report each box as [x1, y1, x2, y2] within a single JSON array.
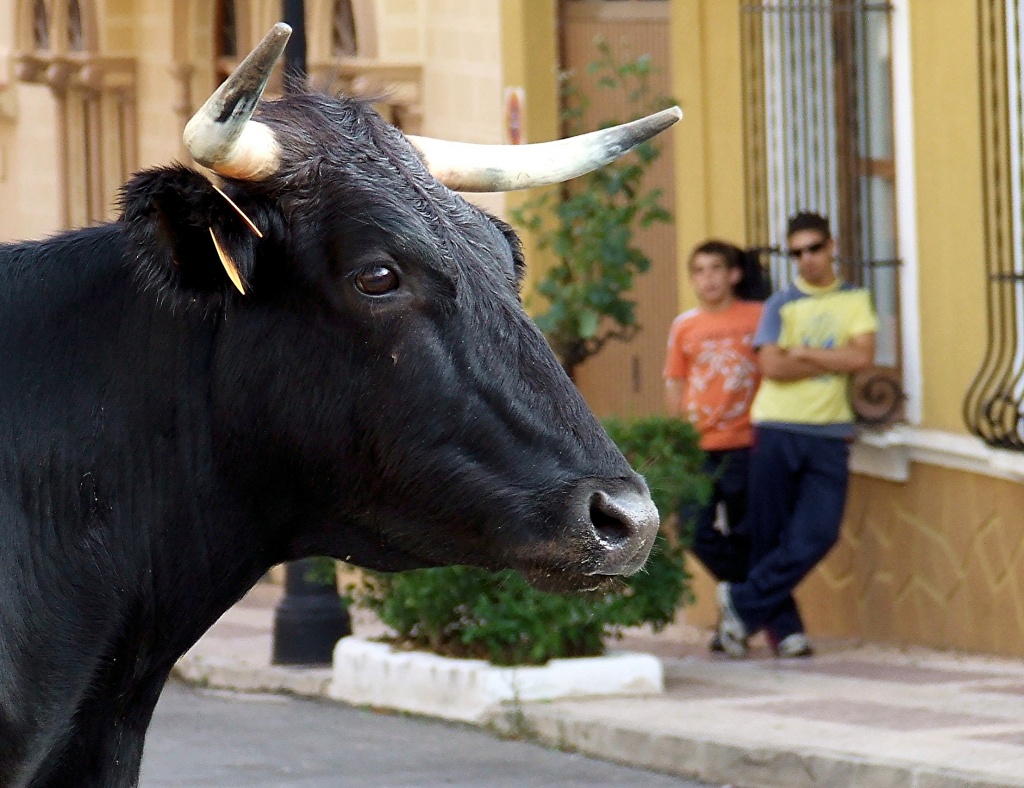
[[184, 23, 291, 180], [406, 106, 682, 193]]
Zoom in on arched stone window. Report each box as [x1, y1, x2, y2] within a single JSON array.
[[67, 0, 84, 52], [13, 0, 137, 229], [332, 0, 358, 57], [32, 0, 49, 50]]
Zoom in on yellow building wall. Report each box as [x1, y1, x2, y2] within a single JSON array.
[[9, 84, 62, 239], [906, 1, 987, 433], [0, 0, 59, 241], [669, 0, 747, 312], [375, 0, 424, 60], [135, 1, 180, 170], [100, 0, 135, 54], [808, 465, 1024, 657]]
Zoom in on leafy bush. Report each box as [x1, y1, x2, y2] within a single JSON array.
[[601, 415, 710, 539], [352, 416, 709, 665]]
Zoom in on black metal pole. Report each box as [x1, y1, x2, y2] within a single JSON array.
[[272, 558, 351, 665], [271, 0, 351, 666]]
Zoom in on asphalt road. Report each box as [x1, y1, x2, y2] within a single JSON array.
[[140, 680, 711, 787]]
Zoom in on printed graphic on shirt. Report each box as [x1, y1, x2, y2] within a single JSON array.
[[687, 337, 758, 426], [665, 301, 763, 450]]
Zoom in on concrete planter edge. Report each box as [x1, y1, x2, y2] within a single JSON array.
[[328, 636, 664, 724]]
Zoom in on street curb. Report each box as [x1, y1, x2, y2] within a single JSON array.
[[494, 707, 1024, 788], [173, 655, 331, 698], [171, 647, 1024, 788]]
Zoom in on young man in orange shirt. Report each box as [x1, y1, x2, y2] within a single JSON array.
[[664, 241, 765, 652]]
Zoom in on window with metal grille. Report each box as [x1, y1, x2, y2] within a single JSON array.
[[967, 0, 1024, 449], [740, 1, 904, 424]]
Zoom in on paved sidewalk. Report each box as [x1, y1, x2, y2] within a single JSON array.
[[174, 583, 1024, 787]]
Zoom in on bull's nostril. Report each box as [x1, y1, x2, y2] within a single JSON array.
[[578, 484, 659, 576], [590, 492, 634, 546]]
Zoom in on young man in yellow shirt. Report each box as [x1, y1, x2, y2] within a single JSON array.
[[717, 212, 877, 658]]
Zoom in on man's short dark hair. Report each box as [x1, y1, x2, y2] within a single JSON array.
[[690, 239, 744, 270], [688, 239, 772, 302], [786, 211, 832, 240]]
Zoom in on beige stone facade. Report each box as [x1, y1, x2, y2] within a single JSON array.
[[0, 0, 508, 242]]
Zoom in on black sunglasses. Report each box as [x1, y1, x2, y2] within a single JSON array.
[[788, 240, 828, 258]]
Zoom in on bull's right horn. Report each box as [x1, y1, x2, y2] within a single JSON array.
[[184, 23, 291, 181], [407, 106, 682, 192]]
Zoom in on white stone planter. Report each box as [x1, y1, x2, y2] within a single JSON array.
[[328, 636, 663, 724]]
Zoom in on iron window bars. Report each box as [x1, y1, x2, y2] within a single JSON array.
[[740, 1, 904, 424], [966, 0, 1024, 450]]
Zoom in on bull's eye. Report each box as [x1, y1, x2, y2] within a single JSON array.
[[354, 265, 399, 296]]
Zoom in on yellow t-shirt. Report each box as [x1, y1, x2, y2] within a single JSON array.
[[750, 278, 878, 433]]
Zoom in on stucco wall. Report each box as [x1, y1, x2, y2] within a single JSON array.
[[419, 0, 505, 216], [0, 0, 60, 241], [689, 462, 1024, 658], [8, 83, 61, 240], [906, 0, 987, 434], [669, 0, 746, 313]]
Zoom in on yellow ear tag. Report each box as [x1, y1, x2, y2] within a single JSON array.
[[209, 227, 247, 295], [210, 181, 264, 238]]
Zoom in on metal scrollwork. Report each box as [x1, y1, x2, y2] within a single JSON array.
[[968, 0, 1024, 453], [977, 392, 1024, 451], [852, 373, 905, 426]]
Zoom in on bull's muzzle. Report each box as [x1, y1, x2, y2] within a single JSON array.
[[573, 478, 660, 576]]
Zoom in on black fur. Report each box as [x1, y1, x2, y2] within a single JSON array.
[[0, 91, 655, 786]]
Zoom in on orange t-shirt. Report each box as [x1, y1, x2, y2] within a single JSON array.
[[663, 300, 763, 451]]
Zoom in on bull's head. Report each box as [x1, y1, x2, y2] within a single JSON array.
[[122, 24, 680, 591]]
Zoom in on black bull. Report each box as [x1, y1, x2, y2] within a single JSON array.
[[0, 87, 672, 785]]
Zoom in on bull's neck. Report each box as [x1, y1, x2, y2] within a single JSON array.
[[0, 224, 268, 643]]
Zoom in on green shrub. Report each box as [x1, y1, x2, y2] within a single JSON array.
[[352, 416, 710, 666], [601, 415, 710, 540]]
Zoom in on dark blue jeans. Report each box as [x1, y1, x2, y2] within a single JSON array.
[[729, 426, 850, 640], [681, 448, 751, 585]]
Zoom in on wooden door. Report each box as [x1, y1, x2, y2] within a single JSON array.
[[560, 0, 677, 418]]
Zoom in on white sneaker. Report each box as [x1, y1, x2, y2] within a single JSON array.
[[716, 582, 748, 658], [776, 632, 814, 658]]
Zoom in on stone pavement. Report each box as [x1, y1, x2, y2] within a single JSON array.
[[174, 582, 1024, 787]]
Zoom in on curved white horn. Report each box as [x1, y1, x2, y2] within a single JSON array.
[[406, 106, 682, 193], [183, 23, 291, 180]]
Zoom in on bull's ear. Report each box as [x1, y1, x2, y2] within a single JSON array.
[[119, 165, 264, 302]]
